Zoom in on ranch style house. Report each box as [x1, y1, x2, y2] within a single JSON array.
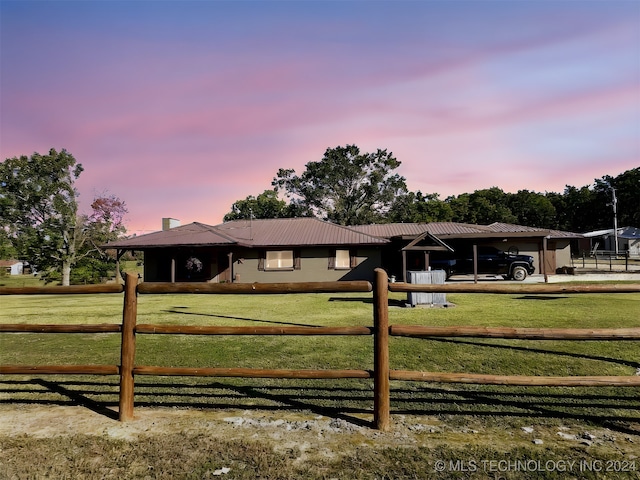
[[104, 218, 581, 283]]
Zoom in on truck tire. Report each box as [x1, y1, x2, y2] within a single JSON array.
[[511, 266, 528, 281]]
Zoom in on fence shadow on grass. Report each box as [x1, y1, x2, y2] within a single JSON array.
[[426, 337, 640, 369], [412, 386, 640, 436], [162, 309, 319, 328], [1, 378, 639, 435], [328, 297, 407, 308]]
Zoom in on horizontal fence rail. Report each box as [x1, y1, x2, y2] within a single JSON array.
[[389, 371, 640, 387], [138, 280, 372, 294], [389, 282, 640, 294], [0, 324, 121, 333], [135, 325, 372, 335], [389, 325, 640, 340], [133, 366, 372, 379], [0, 284, 124, 295], [1, 270, 639, 431], [0, 365, 120, 375]]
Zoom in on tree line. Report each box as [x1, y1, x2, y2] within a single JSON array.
[[1, 146, 637, 285], [225, 144, 639, 233], [0, 149, 128, 286]]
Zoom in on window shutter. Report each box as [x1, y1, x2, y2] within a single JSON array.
[[350, 249, 358, 268], [294, 249, 301, 270], [258, 251, 265, 271], [328, 249, 336, 269]]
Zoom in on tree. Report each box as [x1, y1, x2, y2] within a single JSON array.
[[617, 168, 640, 227], [545, 168, 639, 233], [507, 190, 556, 228], [549, 185, 598, 232], [273, 145, 408, 225], [0, 148, 83, 285], [81, 194, 129, 283], [387, 191, 453, 223], [597, 168, 640, 228], [223, 189, 305, 221], [88, 194, 128, 236], [447, 187, 516, 225]]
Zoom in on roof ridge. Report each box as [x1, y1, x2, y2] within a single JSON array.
[[314, 218, 397, 243], [196, 221, 241, 244]]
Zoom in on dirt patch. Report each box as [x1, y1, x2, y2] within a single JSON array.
[[3, 405, 640, 479], [2, 404, 638, 455]]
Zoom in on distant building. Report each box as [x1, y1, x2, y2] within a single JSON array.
[[582, 227, 640, 257], [0, 260, 25, 275]]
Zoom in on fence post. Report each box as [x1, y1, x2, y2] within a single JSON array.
[[626, 251, 629, 271], [373, 268, 390, 431], [119, 272, 138, 421]]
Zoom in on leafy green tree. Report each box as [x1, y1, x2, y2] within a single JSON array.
[[0, 149, 83, 285], [598, 168, 640, 228], [507, 190, 557, 228], [546, 168, 638, 233], [447, 187, 516, 225], [84, 194, 129, 282], [387, 191, 453, 223], [224, 189, 305, 221], [273, 145, 408, 225], [0, 228, 17, 259], [550, 185, 599, 232]]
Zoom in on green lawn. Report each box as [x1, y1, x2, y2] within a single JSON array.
[[2, 285, 640, 479], [1, 287, 639, 420]]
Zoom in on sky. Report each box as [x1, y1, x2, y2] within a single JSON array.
[[1, 0, 639, 235]]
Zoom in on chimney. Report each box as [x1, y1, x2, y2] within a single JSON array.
[[162, 218, 180, 231]]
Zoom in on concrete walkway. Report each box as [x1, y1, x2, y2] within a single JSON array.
[[446, 272, 640, 284]]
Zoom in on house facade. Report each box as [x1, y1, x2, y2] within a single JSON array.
[[107, 218, 387, 283], [350, 222, 578, 281], [104, 218, 581, 283]]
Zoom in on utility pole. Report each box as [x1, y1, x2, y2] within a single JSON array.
[[610, 187, 619, 257]]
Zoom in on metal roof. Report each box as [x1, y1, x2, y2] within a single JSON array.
[[104, 219, 582, 250], [103, 222, 237, 249], [215, 218, 389, 247], [104, 218, 388, 249], [351, 222, 582, 239], [582, 227, 639, 239]]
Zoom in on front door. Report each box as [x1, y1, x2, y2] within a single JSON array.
[[214, 252, 230, 283]]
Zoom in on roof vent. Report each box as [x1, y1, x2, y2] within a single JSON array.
[[162, 218, 180, 231]]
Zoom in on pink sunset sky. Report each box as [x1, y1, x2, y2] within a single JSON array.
[[1, 1, 639, 235]]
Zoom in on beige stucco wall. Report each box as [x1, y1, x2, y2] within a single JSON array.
[[554, 240, 572, 268]]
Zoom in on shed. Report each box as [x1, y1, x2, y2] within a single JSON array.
[[0, 260, 24, 275]]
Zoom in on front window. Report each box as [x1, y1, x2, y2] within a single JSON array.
[[265, 250, 294, 269], [335, 249, 351, 269]]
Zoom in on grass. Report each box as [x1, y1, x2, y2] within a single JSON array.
[[1, 282, 639, 478], [1, 433, 638, 479], [1, 288, 639, 395]]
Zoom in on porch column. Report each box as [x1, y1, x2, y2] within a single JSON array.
[[542, 236, 548, 283], [171, 257, 176, 283], [115, 249, 126, 284], [228, 251, 234, 283], [473, 244, 478, 284], [401, 250, 407, 282]]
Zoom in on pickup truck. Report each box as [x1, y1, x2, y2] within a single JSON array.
[[431, 246, 535, 281]]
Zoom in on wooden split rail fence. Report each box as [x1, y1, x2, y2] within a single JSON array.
[[1, 269, 640, 430]]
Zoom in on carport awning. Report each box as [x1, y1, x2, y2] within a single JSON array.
[[401, 232, 454, 252]]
